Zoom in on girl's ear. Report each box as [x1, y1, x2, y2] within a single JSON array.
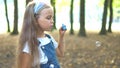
[[34, 14, 40, 19]]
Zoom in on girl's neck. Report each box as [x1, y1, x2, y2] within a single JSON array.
[[37, 31, 45, 38]]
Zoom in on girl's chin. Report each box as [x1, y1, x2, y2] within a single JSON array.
[[46, 26, 53, 31], [46, 28, 52, 31]]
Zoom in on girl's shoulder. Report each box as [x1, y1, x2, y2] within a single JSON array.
[[45, 34, 58, 48], [45, 34, 55, 40], [45, 34, 51, 39]]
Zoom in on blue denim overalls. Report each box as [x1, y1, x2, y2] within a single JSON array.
[[40, 34, 60, 68]]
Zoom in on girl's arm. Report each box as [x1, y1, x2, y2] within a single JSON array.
[[56, 29, 66, 57], [19, 52, 32, 68]]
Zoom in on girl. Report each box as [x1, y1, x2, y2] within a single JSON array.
[[17, 1, 66, 68]]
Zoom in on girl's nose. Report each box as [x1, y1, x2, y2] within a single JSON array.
[[51, 19, 54, 23]]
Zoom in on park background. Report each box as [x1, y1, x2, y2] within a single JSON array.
[[0, 0, 120, 33], [0, 0, 120, 68]]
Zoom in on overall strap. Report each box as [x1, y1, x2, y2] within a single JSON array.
[[45, 34, 54, 47], [38, 34, 52, 46], [45, 34, 51, 39]]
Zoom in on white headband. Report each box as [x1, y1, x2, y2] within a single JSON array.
[[34, 2, 45, 14]]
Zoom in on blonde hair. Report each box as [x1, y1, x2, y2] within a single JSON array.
[[17, 1, 51, 68]]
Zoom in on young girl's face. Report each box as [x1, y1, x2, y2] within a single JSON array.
[[37, 8, 54, 31]]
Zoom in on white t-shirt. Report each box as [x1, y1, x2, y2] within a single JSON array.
[[22, 35, 58, 64]]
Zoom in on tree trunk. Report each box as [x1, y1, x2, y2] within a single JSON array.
[[108, 0, 113, 33], [69, 0, 74, 35], [99, 0, 108, 35], [78, 0, 86, 37], [4, 0, 10, 32], [51, 0, 56, 30], [11, 0, 18, 35]]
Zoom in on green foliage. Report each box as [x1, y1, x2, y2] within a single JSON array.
[[56, 0, 79, 12], [57, 0, 70, 6], [98, 0, 120, 8], [56, 0, 70, 12], [98, 0, 104, 7], [113, 0, 120, 8]]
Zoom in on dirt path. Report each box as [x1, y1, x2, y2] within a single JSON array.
[[0, 32, 120, 68]]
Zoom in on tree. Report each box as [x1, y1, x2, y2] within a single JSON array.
[[69, 0, 74, 35], [51, 0, 56, 30], [4, 0, 10, 32], [11, 0, 18, 35], [108, 0, 113, 33], [78, 0, 86, 37], [99, 0, 109, 35]]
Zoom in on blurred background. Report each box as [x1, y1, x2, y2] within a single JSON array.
[[0, 0, 120, 68], [0, 0, 120, 34]]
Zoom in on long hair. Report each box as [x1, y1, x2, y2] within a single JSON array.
[[17, 1, 51, 68]]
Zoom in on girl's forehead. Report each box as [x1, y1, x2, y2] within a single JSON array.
[[40, 8, 53, 15]]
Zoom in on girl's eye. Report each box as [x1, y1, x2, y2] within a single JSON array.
[[47, 17, 51, 20], [46, 16, 53, 20]]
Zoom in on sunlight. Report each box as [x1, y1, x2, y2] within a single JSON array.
[[0, 1, 7, 33]]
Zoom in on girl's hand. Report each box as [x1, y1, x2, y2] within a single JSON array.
[[59, 25, 67, 38]]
